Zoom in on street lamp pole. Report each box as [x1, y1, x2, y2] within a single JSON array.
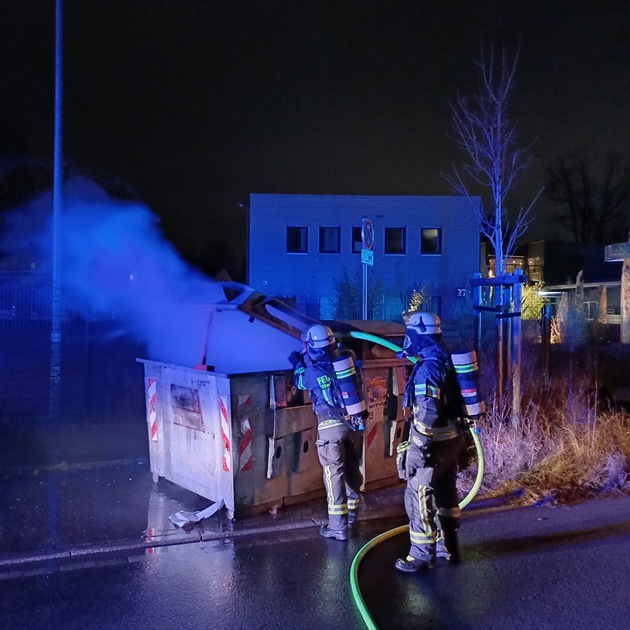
[[49, 0, 63, 419]]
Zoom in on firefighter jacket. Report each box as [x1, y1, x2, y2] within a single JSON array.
[[403, 339, 460, 444], [294, 360, 347, 427]]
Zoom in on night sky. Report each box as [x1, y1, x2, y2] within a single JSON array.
[[1, 1, 629, 272]]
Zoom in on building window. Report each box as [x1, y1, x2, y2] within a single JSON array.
[[385, 227, 406, 254], [319, 227, 341, 253], [286, 226, 308, 253], [351, 227, 362, 253], [421, 228, 441, 254]]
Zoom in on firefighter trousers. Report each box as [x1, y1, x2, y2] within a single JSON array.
[[316, 421, 364, 530], [403, 433, 463, 561]]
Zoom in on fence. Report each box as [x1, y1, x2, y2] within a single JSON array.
[[0, 276, 147, 467], [287, 294, 445, 323]]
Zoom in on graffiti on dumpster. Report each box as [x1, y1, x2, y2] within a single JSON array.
[[170, 384, 205, 431], [366, 375, 388, 404]]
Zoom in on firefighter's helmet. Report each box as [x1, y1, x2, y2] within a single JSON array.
[[303, 324, 336, 349], [406, 312, 442, 335]]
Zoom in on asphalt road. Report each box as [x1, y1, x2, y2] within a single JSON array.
[[1, 495, 630, 630], [361, 495, 630, 629]]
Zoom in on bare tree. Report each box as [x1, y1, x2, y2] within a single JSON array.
[[545, 151, 630, 243], [444, 44, 541, 276]]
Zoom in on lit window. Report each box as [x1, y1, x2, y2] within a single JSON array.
[[385, 227, 406, 254], [286, 226, 308, 253], [319, 227, 341, 254], [351, 227, 362, 253], [421, 228, 441, 254]]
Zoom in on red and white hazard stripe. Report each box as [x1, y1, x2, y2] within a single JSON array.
[[238, 394, 252, 407], [366, 423, 377, 450], [236, 394, 253, 471], [239, 416, 253, 471], [219, 396, 231, 472], [147, 378, 158, 442]]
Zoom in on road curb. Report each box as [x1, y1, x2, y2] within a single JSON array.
[[0, 507, 410, 569]]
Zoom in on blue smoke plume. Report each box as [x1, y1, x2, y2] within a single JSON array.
[[1, 175, 226, 367]]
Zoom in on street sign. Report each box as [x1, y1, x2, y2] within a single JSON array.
[[360, 218, 374, 320], [361, 218, 374, 250], [605, 242, 630, 262]]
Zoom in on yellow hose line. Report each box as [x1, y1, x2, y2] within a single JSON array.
[[345, 330, 486, 629], [459, 427, 484, 509]]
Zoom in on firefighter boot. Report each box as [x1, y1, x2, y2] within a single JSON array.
[[319, 526, 348, 541], [435, 534, 450, 560], [394, 555, 435, 573], [442, 528, 461, 564], [347, 510, 357, 528]]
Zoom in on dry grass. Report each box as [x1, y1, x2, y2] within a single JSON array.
[[460, 407, 630, 506], [457, 350, 630, 507]]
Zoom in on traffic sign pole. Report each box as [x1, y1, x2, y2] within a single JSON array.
[[362, 264, 368, 320], [361, 218, 374, 320]]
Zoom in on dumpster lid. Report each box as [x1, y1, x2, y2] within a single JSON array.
[[324, 319, 406, 338]]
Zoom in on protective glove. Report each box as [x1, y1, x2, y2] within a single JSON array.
[[395, 350, 408, 359], [289, 350, 305, 369]]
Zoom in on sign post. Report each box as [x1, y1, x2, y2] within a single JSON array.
[[361, 217, 374, 320], [605, 236, 630, 344]]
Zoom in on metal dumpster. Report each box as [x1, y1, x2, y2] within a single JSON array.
[[139, 283, 408, 518]]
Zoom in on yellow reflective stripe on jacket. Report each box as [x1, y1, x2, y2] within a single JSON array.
[[414, 383, 441, 398], [431, 428, 459, 441], [318, 419, 345, 430], [412, 420, 460, 441]]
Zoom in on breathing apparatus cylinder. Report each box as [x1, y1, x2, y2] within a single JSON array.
[[451, 350, 486, 418], [332, 352, 368, 431]]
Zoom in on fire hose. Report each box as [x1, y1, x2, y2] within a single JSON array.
[[345, 331, 485, 630]]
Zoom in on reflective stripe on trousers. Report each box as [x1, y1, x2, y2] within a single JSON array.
[[317, 421, 364, 530], [403, 434, 463, 560]]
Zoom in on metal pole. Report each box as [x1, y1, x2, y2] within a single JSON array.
[[506, 283, 512, 381], [49, 0, 63, 420], [622, 231, 630, 344], [512, 270, 523, 422], [541, 303, 551, 394], [473, 272, 482, 351], [496, 283, 503, 416], [362, 263, 367, 320]]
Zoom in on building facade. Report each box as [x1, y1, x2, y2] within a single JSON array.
[[519, 240, 623, 321], [247, 193, 481, 322]]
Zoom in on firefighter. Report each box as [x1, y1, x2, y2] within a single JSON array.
[[394, 312, 464, 572], [291, 324, 365, 541]]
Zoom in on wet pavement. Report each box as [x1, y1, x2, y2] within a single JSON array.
[[0, 456, 410, 571], [3, 461, 630, 630]]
